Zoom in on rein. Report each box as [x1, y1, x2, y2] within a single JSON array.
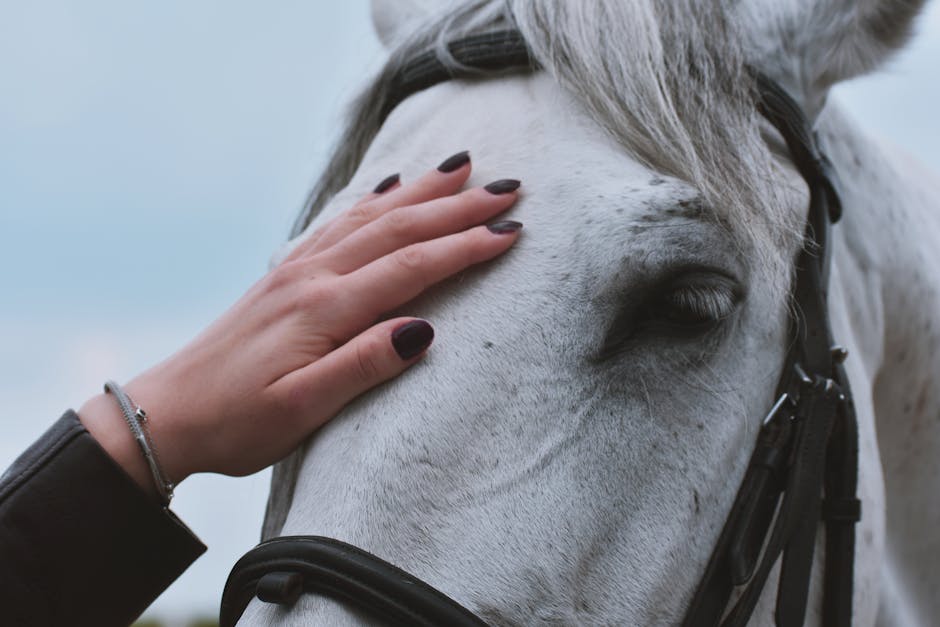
[[220, 30, 859, 627]]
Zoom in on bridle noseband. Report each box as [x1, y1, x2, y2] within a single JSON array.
[[220, 30, 860, 627]]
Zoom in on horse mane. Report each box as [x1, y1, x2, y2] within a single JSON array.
[[290, 0, 790, 250]]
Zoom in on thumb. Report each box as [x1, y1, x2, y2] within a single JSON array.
[[271, 318, 434, 430]]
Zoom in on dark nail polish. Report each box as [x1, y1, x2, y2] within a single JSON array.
[[437, 151, 471, 173], [486, 220, 523, 234], [484, 179, 521, 195], [373, 173, 400, 194], [392, 320, 435, 360]]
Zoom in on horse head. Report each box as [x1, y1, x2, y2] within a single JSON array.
[[238, 1, 933, 624]]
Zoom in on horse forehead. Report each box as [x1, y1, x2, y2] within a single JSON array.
[[367, 73, 650, 180], [273, 72, 717, 271], [379, 73, 787, 257], [374, 73, 705, 225]]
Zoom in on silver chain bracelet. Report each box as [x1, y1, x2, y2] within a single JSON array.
[[104, 380, 175, 507]]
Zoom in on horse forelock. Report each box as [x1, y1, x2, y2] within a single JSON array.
[[291, 0, 801, 258]]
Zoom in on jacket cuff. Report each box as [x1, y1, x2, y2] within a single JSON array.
[[0, 410, 207, 626]]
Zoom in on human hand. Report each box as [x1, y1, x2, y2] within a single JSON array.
[[79, 152, 522, 498]]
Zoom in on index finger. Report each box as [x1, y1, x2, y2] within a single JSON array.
[[285, 151, 473, 263]]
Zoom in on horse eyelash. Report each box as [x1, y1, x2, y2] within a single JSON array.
[[662, 284, 738, 321]]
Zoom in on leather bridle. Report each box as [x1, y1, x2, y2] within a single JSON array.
[[220, 30, 860, 627]]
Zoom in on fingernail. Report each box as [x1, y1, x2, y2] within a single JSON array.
[[373, 173, 400, 194], [437, 150, 470, 173], [392, 320, 435, 360], [486, 220, 523, 234], [484, 179, 521, 195]]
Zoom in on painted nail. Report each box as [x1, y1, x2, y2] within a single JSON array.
[[373, 173, 400, 194], [392, 320, 435, 360], [486, 220, 523, 234], [484, 179, 521, 195], [437, 151, 471, 173]]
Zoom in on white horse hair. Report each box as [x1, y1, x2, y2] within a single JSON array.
[[293, 1, 788, 252], [248, 0, 938, 625]]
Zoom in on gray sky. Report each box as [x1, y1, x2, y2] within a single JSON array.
[[1, 2, 937, 622]]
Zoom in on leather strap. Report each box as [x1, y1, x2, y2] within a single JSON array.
[[682, 77, 858, 627], [384, 30, 535, 119], [773, 382, 842, 626], [822, 366, 861, 626], [219, 536, 486, 627]]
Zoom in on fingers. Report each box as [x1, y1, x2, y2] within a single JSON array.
[[270, 318, 435, 430], [343, 172, 403, 213], [371, 172, 401, 196], [286, 151, 473, 262], [340, 221, 523, 324], [319, 181, 520, 274], [363, 151, 472, 222], [281, 172, 403, 265]]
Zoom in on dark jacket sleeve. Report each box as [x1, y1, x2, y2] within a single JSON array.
[[0, 411, 207, 627]]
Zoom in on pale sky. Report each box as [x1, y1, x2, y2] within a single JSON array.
[[1, 2, 937, 622]]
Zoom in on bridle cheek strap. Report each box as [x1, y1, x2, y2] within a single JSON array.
[[681, 77, 860, 627]]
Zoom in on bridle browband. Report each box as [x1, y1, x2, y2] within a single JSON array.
[[220, 30, 860, 627]]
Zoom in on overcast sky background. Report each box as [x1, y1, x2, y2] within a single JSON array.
[[1, 2, 937, 622]]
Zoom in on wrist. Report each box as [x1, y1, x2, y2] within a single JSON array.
[[123, 368, 195, 485], [79, 370, 194, 502], [79, 392, 161, 501]]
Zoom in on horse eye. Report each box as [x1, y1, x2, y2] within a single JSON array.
[[595, 271, 742, 362], [648, 273, 741, 330]]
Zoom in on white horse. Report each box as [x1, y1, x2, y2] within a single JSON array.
[[243, 1, 940, 624]]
